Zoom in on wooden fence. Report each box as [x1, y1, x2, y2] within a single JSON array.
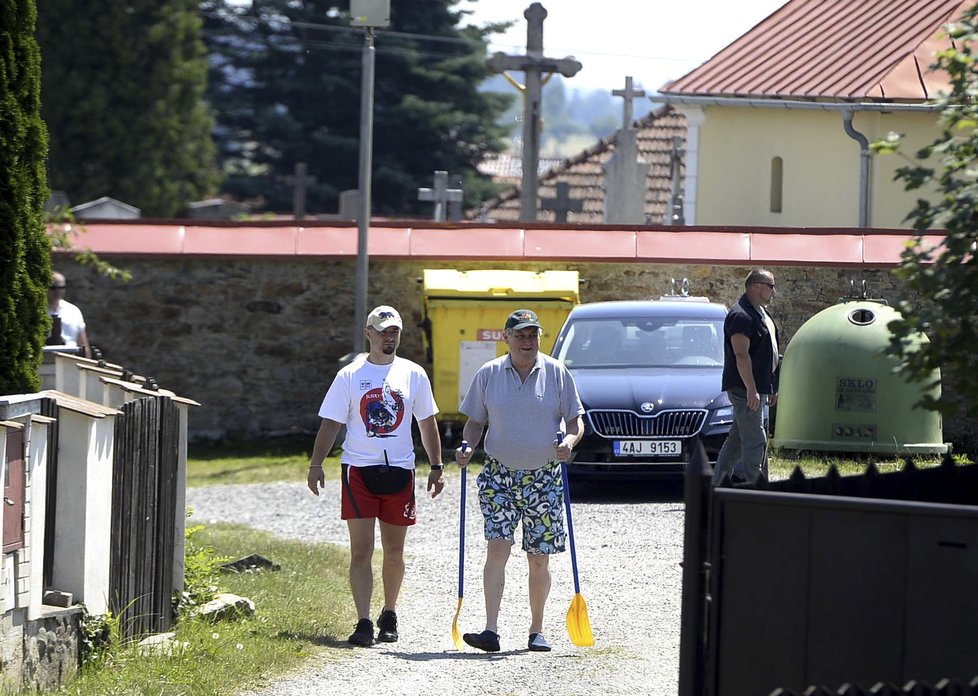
[[110, 394, 181, 639]]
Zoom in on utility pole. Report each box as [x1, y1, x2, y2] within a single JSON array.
[[349, 0, 390, 360], [487, 3, 581, 222]]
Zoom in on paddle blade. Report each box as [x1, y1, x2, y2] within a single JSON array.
[[451, 597, 464, 650], [566, 592, 594, 647]]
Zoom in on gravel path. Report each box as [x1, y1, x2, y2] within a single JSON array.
[[186, 475, 686, 696]]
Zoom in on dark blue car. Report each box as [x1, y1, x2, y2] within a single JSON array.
[[551, 297, 733, 479]]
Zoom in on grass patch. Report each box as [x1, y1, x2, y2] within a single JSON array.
[[187, 435, 338, 487], [768, 451, 964, 481], [54, 524, 353, 696], [186, 435, 446, 487]]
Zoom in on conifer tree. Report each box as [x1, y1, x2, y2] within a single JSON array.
[[0, 0, 51, 394], [202, 0, 511, 214], [36, 0, 219, 217]]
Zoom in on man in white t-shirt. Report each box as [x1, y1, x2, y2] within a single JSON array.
[[306, 305, 444, 647], [47, 271, 92, 358]]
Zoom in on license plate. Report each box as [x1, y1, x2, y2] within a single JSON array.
[[613, 440, 682, 456]]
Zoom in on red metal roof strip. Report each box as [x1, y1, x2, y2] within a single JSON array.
[[55, 222, 944, 267]]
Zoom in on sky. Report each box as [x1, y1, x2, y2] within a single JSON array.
[[457, 0, 788, 94]]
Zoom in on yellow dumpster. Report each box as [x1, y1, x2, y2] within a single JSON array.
[[422, 269, 580, 431]]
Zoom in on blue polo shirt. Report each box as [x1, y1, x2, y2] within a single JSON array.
[[460, 352, 584, 470]]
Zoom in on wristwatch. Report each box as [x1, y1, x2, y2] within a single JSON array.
[[430, 464, 444, 471]]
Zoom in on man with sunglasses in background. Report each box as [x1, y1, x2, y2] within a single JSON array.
[[712, 269, 781, 486], [47, 270, 92, 359]]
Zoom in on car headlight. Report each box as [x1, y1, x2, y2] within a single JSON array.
[[708, 405, 734, 426]]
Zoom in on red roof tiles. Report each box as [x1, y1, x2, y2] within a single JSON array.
[[472, 105, 687, 224], [661, 0, 969, 100]]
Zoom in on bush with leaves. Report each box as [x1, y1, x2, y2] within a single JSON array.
[[77, 604, 117, 669], [46, 208, 131, 282], [174, 522, 229, 617], [872, 4, 978, 417]]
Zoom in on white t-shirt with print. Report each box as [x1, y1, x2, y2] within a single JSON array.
[[318, 355, 438, 470], [49, 299, 86, 346]]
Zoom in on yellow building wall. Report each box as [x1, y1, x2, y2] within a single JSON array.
[[694, 107, 942, 228]]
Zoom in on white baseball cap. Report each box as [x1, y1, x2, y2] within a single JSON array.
[[366, 305, 403, 330]]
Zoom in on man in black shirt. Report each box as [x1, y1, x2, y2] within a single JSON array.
[[712, 269, 780, 485]]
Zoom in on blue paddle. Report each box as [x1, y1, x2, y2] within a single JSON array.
[[451, 441, 468, 650]]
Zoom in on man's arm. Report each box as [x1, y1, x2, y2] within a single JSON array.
[[307, 418, 343, 494], [730, 333, 760, 411], [417, 415, 445, 498], [78, 327, 92, 359]]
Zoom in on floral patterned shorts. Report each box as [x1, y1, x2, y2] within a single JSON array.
[[477, 457, 566, 555]]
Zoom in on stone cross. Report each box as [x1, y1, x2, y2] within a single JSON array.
[[288, 162, 317, 219], [540, 181, 582, 223], [612, 76, 645, 130], [417, 170, 463, 222], [487, 3, 582, 222]]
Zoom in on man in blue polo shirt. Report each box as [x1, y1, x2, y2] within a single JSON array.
[[455, 308, 584, 653], [712, 269, 781, 486]]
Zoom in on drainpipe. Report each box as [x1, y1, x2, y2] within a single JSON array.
[[842, 109, 871, 228]]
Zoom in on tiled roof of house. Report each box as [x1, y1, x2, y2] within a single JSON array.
[[477, 153, 564, 183], [661, 0, 968, 100], [471, 105, 687, 224]]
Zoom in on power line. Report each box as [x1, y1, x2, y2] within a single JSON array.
[[201, 10, 480, 46]]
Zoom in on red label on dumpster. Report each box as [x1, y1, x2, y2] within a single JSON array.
[[476, 329, 505, 341]]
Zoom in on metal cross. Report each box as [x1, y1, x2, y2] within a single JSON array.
[[287, 162, 317, 219], [540, 181, 583, 223], [668, 136, 685, 225], [417, 170, 463, 222], [612, 76, 646, 130], [487, 3, 582, 222]]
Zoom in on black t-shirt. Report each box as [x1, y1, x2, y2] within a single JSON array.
[[721, 294, 779, 394]]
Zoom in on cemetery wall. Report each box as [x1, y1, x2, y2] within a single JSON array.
[[55, 256, 975, 451]]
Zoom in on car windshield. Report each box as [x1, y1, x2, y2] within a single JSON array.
[[555, 317, 724, 368]]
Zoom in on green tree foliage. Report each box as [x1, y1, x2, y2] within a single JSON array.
[[872, 5, 978, 415], [36, 0, 219, 217], [0, 0, 51, 394], [201, 0, 512, 215]]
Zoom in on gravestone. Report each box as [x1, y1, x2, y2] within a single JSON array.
[[666, 136, 686, 225], [418, 171, 463, 222], [603, 76, 650, 225], [288, 162, 317, 219]]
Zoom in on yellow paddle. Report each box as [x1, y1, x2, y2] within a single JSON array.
[[451, 442, 468, 650], [557, 433, 595, 647]]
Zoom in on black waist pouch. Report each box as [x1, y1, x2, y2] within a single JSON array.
[[358, 465, 412, 495]]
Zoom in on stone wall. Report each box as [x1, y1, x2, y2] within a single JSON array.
[[0, 607, 81, 692], [55, 257, 975, 450]]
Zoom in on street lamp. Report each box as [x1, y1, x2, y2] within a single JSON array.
[[348, 0, 390, 359]]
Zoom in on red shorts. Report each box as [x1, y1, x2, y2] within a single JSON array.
[[341, 464, 416, 526]]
